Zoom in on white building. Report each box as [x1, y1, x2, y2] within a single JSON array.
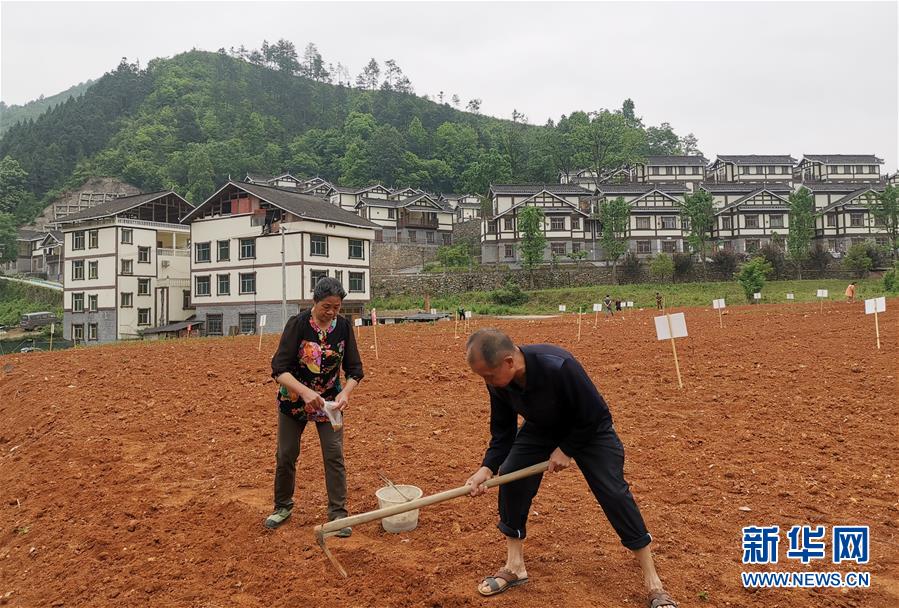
[[57, 191, 194, 343], [589, 183, 689, 256], [356, 192, 454, 245], [631, 156, 708, 191], [182, 181, 379, 335], [796, 155, 883, 183], [814, 185, 889, 253], [707, 155, 796, 185]]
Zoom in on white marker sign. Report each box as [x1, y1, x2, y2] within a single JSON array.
[[817, 289, 829, 298], [654, 313, 688, 341], [429, 308, 437, 315], [786, 293, 794, 300], [559, 305, 567, 312], [464, 311, 472, 319], [753, 292, 762, 300], [626, 301, 634, 308], [865, 296, 886, 315], [712, 298, 726, 309], [593, 303, 602, 312], [354, 317, 363, 327], [259, 314, 267, 327]]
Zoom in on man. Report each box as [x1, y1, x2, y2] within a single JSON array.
[[845, 282, 857, 303], [603, 294, 614, 316], [464, 329, 677, 607], [655, 292, 664, 311]]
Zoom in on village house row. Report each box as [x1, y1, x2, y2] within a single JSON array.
[[5, 153, 896, 343]]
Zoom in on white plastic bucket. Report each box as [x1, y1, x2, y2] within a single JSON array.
[[375, 485, 423, 533]]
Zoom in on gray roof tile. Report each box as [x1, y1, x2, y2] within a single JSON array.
[[55, 191, 191, 224]]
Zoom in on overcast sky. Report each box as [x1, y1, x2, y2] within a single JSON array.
[[2, 1, 897, 170]]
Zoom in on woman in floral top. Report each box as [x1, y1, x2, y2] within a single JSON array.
[[264, 277, 364, 534]]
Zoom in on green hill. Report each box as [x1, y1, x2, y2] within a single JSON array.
[[0, 48, 695, 222], [0, 80, 96, 136]]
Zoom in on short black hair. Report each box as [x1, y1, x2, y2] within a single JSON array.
[[313, 277, 347, 301], [466, 328, 515, 368]]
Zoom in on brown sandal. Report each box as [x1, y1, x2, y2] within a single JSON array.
[[478, 567, 529, 596], [648, 590, 678, 608]]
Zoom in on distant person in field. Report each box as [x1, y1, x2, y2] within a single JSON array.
[[458, 306, 465, 321], [615, 298, 622, 312], [463, 329, 678, 608], [845, 282, 857, 303], [603, 294, 614, 316], [265, 277, 364, 536], [655, 292, 664, 310]]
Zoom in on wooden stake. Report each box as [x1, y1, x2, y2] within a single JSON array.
[[820, 298, 824, 314], [258, 326, 263, 351], [874, 310, 881, 350], [49, 323, 54, 352], [454, 317, 458, 338], [577, 307, 582, 342], [372, 321, 379, 360], [665, 312, 683, 389], [594, 310, 598, 328], [718, 307, 723, 328]]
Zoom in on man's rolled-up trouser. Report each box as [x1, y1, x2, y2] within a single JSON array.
[[496, 421, 652, 550]]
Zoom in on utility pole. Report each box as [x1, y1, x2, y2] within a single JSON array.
[[281, 224, 287, 330]]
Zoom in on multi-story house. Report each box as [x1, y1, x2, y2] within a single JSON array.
[[37, 231, 64, 283], [707, 155, 796, 185], [356, 193, 453, 245], [245, 172, 304, 189], [590, 183, 690, 255], [700, 182, 793, 209], [796, 155, 883, 183], [558, 169, 601, 189], [814, 185, 888, 253], [481, 184, 593, 263], [328, 184, 391, 212], [712, 187, 792, 253], [182, 181, 379, 335], [13, 229, 47, 275], [58, 191, 194, 343], [631, 156, 708, 191]]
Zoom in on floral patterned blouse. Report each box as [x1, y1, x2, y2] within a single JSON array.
[[271, 310, 364, 422]]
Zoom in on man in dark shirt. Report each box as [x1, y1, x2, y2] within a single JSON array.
[[464, 329, 677, 607]]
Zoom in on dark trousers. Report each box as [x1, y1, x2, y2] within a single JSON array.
[[496, 421, 651, 550], [274, 412, 347, 521]]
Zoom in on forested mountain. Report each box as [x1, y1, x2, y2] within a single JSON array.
[[0, 44, 699, 229], [0, 80, 96, 136]]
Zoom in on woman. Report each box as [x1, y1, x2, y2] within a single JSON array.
[[265, 277, 364, 535]]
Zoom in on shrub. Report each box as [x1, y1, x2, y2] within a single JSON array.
[[757, 242, 787, 279], [711, 249, 739, 276], [490, 280, 529, 306], [884, 262, 899, 292], [672, 253, 694, 281], [736, 257, 773, 302], [808, 243, 832, 273], [843, 243, 873, 278], [620, 252, 642, 281], [650, 254, 674, 283]]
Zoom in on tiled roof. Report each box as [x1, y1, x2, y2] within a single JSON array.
[[714, 155, 797, 165], [489, 184, 592, 196], [801, 181, 883, 194], [700, 182, 792, 194], [637, 155, 709, 166], [595, 183, 688, 195], [55, 191, 189, 224], [16, 228, 45, 241], [820, 187, 885, 213], [802, 155, 883, 165]]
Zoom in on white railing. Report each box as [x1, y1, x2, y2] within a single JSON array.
[[157, 248, 190, 257], [114, 218, 189, 230]]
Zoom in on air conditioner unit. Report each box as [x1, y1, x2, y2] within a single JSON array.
[[161, 260, 170, 268]]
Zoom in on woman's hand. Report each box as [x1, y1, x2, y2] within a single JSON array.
[[301, 388, 325, 413], [334, 390, 350, 412]]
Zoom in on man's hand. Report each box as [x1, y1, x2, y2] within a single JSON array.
[[547, 447, 571, 473], [465, 466, 493, 497]]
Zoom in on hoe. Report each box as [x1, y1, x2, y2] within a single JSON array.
[[313, 461, 550, 577]]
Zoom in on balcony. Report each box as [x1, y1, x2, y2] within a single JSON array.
[[397, 214, 439, 230], [157, 247, 190, 257]]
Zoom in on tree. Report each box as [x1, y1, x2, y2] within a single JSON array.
[[0, 156, 32, 215], [680, 133, 701, 156], [680, 189, 715, 279], [868, 185, 899, 260], [301, 43, 330, 82], [843, 243, 873, 277], [518, 206, 547, 287], [451, 94, 461, 108], [0, 212, 17, 263], [466, 98, 482, 114], [736, 257, 773, 302], [571, 110, 645, 189], [355, 59, 380, 90], [650, 253, 674, 283], [598, 196, 630, 282], [787, 186, 815, 278]]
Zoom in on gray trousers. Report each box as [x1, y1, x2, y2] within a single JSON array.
[[274, 411, 347, 521]]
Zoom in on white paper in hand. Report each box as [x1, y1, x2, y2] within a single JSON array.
[[654, 312, 688, 340]]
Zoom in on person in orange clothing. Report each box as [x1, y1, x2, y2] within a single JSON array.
[[845, 282, 857, 303]]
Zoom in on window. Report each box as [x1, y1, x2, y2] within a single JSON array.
[[121, 259, 133, 275], [487, 221, 496, 234], [661, 216, 677, 230], [238, 238, 256, 259], [195, 275, 211, 297], [551, 242, 566, 256], [239, 272, 256, 294], [678, 167, 686, 175], [88, 323, 98, 341], [195, 242, 211, 263], [88, 294, 98, 312], [88, 260, 98, 279], [661, 240, 677, 253], [138, 246, 150, 263], [121, 292, 133, 308], [86, 230, 98, 249], [304, 234, 326, 257], [745, 215, 759, 229], [238, 313, 257, 335], [137, 308, 150, 326], [692, 167, 700, 175], [745, 239, 761, 253], [183, 290, 192, 310], [721, 216, 732, 230], [740, 167, 748, 175], [425, 231, 435, 244], [572, 217, 581, 230], [875, 236, 889, 247], [72, 260, 84, 280], [348, 239, 364, 259], [636, 217, 651, 230], [72, 292, 85, 312], [121, 229, 133, 244], [138, 278, 151, 296], [572, 242, 582, 253], [665, 167, 673, 175], [770, 215, 784, 228], [72, 324, 84, 341], [503, 217, 514, 231], [310, 269, 328, 287], [217, 274, 230, 295], [651, 167, 660, 175], [826, 214, 836, 227], [72, 231, 85, 250], [850, 212, 865, 227], [387, 208, 396, 219], [407, 230, 417, 243], [217, 240, 230, 261], [504, 244, 515, 259], [550, 217, 565, 231], [442, 233, 452, 245], [206, 314, 223, 336], [637, 240, 651, 254], [349, 272, 365, 293]]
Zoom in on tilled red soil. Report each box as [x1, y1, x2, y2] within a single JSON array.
[[1, 300, 897, 608]]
